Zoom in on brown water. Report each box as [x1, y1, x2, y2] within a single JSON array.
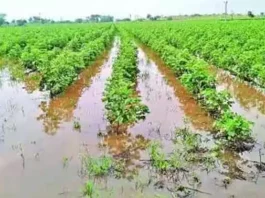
[[1, 40, 265, 198], [194, 67, 265, 198], [130, 46, 213, 148], [214, 68, 265, 160], [0, 41, 119, 198]]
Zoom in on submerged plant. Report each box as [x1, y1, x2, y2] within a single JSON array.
[[73, 120, 81, 131], [148, 142, 170, 171], [83, 155, 113, 176], [82, 181, 98, 198]]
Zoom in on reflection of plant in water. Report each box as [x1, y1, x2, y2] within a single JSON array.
[[101, 129, 150, 179], [139, 44, 214, 131], [140, 70, 150, 81], [37, 56, 105, 134], [146, 126, 216, 196], [24, 73, 42, 93], [217, 70, 265, 115]]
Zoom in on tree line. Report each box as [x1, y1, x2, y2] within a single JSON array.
[[0, 14, 115, 26]]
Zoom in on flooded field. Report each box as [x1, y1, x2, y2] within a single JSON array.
[[0, 41, 119, 197], [0, 40, 265, 198]]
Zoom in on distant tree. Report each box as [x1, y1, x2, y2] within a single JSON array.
[[16, 19, 27, 26], [0, 13, 6, 26], [152, 15, 161, 21], [90, 14, 101, 22], [248, 11, 255, 18], [116, 18, 131, 22], [191, 13, 202, 17], [261, 12, 264, 17], [100, 15, 114, 22], [147, 14, 152, 19], [75, 18, 83, 23], [85, 16, 91, 22]]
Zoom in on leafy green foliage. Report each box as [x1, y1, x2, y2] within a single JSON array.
[[215, 111, 253, 141], [121, 22, 253, 142], [82, 181, 98, 198], [0, 24, 114, 96], [149, 142, 170, 171], [103, 31, 149, 126], [148, 126, 216, 172], [83, 155, 113, 176]]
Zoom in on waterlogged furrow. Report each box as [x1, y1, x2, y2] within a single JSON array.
[[122, 25, 252, 143], [103, 32, 149, 127], [136, 45, 214, 132], [0, 40, 120, 197]]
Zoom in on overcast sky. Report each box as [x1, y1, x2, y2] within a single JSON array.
[[1, 0, 264, 20]]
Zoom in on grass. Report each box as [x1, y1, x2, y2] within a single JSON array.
[[73, 120, 81, 131], [82, 181, 97, 198], [83, 155, 113, 176]]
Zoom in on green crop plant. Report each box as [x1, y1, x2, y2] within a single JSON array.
[[215, 111, 253, 141], [103, 30, 149, 127], [0, 24, 115, 96], [120, 21, 253, 143]]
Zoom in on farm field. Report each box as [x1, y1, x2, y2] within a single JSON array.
[[0, 20, 265, 198]]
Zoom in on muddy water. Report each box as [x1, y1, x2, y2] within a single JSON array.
[[214, 68, 265, 160], [130, 46, 213, 148], [196, 67, 265, 198], [0, 41, 119, 198]]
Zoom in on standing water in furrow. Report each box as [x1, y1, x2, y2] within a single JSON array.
[[214, 68, 265, 159], [129, 46, 214, 148], [199, 67, 265, 198], [0, 39, 119, 198]]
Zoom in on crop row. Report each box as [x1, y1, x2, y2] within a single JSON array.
[[0, 24, 114, 95], [121, 24, 252, 143], [103, 30, 149, 127], [132, 21, 265, 88]]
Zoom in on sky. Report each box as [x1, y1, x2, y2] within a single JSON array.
[[1, 0, 265, 21]]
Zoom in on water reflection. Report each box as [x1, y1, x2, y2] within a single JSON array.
[[23, 73, 42, 94], [37, 40, 120, 135], [102, 127, 149, 179], [137, 45, 213, 131], [215, 68, 265, 115]]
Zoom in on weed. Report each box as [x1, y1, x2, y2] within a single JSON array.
[[83, 155, 113, 176], [82, 181, 98, 198], [73, 120, 81, 131]]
